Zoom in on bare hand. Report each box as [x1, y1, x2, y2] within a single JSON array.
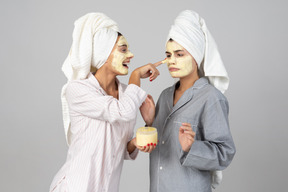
[[178, 123, 195, 152], [135, 63, 160, 81], [129, 137, 157, 153], [129, 60, 164, 86], [140, 94, 155, 126], [137, 141, 157, 153]]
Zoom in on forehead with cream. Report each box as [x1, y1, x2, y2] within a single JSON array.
[[117, 36, 129, 48], [166, 40, 185, 53]]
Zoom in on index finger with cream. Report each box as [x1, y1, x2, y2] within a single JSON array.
[[153, 58, 168, 67]]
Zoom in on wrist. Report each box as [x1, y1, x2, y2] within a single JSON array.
[[129, 71, 141, 86], [145, 122, 152, 127], [127, 138, 137, 154], [182, 146, 191, 152], [132, 70, 141, 77], [130, 138, 137, 147]]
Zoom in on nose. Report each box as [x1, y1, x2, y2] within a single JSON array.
[[168, 55, 176, 65], [126, 50, 134, 59]]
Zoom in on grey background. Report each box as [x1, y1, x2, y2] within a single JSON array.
[[0, 0, 287, 191]]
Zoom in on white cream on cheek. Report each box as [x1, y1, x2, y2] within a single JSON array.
[[111, 36, 133, 75], [112, 50, 127, 74], [166, 41, 194, 78]]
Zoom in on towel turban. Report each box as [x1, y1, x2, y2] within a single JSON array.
[[167, 10, 229, 94], [61, 13, 119, 145]]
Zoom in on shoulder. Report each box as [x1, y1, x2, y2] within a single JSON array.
[[196, 81, 228, 108], [65, 78, 96, 98], [67, 79, 89, 91], [205, 84, 227, 101]]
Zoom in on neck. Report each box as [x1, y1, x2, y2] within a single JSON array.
[[177, 72, 199, 92], [94, 67, 118, 93]]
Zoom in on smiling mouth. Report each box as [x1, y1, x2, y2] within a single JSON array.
[[122, 63, 129, 68]]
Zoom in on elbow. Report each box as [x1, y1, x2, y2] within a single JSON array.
[[218, 145, 236, 170]]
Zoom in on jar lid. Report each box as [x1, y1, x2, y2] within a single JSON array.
[[136, 127, 157, 135]]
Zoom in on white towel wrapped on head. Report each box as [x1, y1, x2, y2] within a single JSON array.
[[167, 10, 229, 94], [61, 13, 119, 145]]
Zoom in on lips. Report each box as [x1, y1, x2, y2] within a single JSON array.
[[169, 67, 179, 72]]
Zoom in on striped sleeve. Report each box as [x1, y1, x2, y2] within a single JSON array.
[[66, 82, 147, 124]]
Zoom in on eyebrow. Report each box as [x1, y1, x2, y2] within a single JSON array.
[[166, 50, 184, 54], [118, 44, 127, 47]]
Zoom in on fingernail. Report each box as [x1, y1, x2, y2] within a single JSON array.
[[158, 140, 159, 143], [144, 146, 146, 149], [147, 144, 150, 146], [151, 143, 153, 145], [154, 143, 156, 146]]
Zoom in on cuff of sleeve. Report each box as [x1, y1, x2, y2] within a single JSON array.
[[126, 84, 147, 106], [180, 140, 202, 167], [179, 150, 189, 164]]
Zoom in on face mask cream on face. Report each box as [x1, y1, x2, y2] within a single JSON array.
[[166, 41, 194, 78], [111, 36, 134, 75]]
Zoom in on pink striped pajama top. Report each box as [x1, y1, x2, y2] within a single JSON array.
[[50, 73, 147, 192]]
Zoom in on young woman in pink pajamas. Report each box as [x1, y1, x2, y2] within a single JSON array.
[[50, 12, 158, 192]]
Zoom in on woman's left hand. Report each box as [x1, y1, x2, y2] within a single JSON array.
[[137, 142, 157, 153], [178, 123, 196, 152], [130, 137, 157, 153], [140, 94, 155, 126]]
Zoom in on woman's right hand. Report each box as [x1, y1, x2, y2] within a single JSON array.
[[134, 63, 160, 81], [129, 60, 164, 86]]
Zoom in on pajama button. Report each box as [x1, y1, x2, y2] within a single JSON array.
[[160, 166, 163, 170], [162, 141, 165, 144]]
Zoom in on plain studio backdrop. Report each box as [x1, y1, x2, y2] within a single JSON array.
[[1, 0, 287, 191]]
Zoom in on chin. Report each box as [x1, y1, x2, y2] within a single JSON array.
[[118, 70, 128, 76], [170, 72, 189, 79], [169, 73, 180, 78]]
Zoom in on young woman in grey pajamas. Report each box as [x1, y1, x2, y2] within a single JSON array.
[[143, 10, 236, 192]]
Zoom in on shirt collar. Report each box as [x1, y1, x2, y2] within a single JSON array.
[[191, 77, 209, 90], [88, 72, 101, 88], [172, 77, 208, 92], [166, 77, 208, 111]]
